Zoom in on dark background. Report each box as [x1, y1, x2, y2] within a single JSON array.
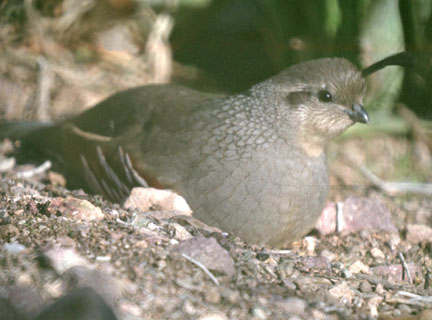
[[1, 0, 431, 119]]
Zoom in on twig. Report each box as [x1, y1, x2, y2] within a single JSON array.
[[357, 164, 432, 195], [395, 291, 432, 307], [145, 13, 173, 83], [336, 202, 344, 233], [398, 252, 413, 284], [425, 269, 431, 290], [182, 253, 219, 286], [36, 57, 53, 121], [16, 160, 52, 179], [266, 249, 292, 255], [54, 0, 96, 33], [263, 265, 278, 279]]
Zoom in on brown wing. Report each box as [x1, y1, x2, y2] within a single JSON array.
[[53, 84, 225, 202]]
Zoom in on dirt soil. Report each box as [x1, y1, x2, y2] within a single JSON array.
[[0, 135, 431, 320]]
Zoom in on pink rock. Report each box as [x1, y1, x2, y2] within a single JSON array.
[[371, 263, 421, 283], [48, 197, 104, 222], [296, 256, 330, 272], [316, 197, 396, 235], [176, 236, 235, 277], [316, 202, 337, 235], [405, 224, 432, 243]]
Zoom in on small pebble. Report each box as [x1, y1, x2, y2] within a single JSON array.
[[375, 283, 384, 294], [348, 260, 369, 274], [397, 304, 411, 314], [147, 222, 158, 230], [251, 307, 267, 320], [370, 247, 385, 260], [199, 313, 228, 320], [359, 281, 372, 293], [274, 297, 306, 315], [183, 300, 196, 315], [342, 268, 352, 279], [282, 280, 297, 290], [4, 242, 26, 254]]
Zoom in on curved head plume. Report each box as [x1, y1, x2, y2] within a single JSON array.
[[361, 52, 414, 78]]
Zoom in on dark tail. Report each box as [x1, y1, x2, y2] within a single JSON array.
[[0, 120, 53, 140], [0, 120, 61, 162], [0, 120, 146, 202]]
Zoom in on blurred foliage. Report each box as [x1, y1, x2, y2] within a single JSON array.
[[324, 0, 342, 38], [393, 153, 420, 182], [171, 0, 432, 120], [144, 0, 211, 7], [1, 0, 431, 119], [176, 0, 211, 7], [0, 0, 26, 27], [360, 0, 404, 114], [398, 0, 432, 119], [172, 0, 370, 91], [361, 0, 404, 52]]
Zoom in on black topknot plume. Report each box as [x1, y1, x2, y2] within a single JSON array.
[[361, 52, 414, 78]]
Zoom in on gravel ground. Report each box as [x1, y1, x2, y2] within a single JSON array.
[[0, 136, 432, 320]]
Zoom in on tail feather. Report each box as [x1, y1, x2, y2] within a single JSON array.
[[0, 120, 144, 202], [0, 121, 53, 140], [0, 121, 60, 162]]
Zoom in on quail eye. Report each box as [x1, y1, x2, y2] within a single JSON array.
[[318, 90, 333, 103]]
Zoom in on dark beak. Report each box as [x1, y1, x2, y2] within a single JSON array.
[[347, 104, 369, 124]]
